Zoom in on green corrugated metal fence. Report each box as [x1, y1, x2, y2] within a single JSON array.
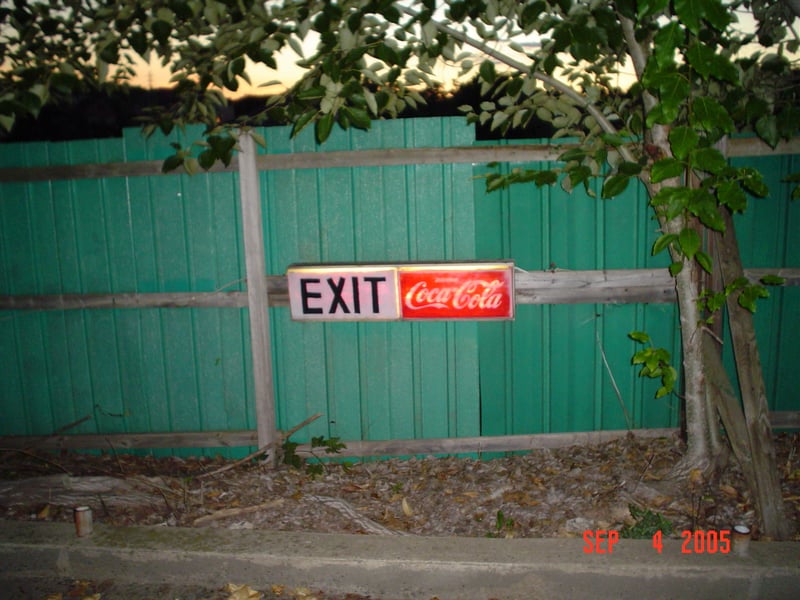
[[727, 153, 800, 413], [0, 118, 797, 455], [0, 130, 252, 455], [261, 118, 480, 444], [473, 141, 682, 435]]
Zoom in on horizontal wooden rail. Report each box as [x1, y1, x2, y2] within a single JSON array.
[[0, 137, 797, 183], [1, 413, 796, 454], [2, 268, 798, 312]]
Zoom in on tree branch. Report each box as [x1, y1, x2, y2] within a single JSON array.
[[396, 5, 637, 163], [618, 15, 658, 114]]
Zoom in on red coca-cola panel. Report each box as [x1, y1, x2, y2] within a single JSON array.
[[399, 264, 514, 320]]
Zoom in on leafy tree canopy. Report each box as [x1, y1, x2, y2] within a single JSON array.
[[1, 1, 797, 150]]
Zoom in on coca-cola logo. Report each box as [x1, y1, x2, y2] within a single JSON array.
[[403, 278, 506, 310], [399, 268, 513, 319]]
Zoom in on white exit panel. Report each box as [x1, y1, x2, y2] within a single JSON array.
[[287, 266, 400, 320]]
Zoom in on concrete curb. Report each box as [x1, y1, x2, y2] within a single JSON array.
[[1, 521, 798, 599]]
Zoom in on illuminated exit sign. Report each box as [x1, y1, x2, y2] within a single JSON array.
[[287, 262, 514, 321]]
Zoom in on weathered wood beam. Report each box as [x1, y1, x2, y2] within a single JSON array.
[[2, 268, 797, 312], [718, 208, 793, 539], [0, 428, 675, 453], [293, 428, 680, 458], [0, 430, 259, 450], [0, 291, 250, 310], [513, 268, 676, 304], [238, 132, 277, 461], [771, 411, 800, 429], [0, 137, 797, 183], [2, 414, 795, 454]]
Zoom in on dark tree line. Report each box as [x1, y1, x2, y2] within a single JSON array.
[[1, 77, 555, 144]]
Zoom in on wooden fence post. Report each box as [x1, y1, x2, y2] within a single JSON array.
[[238, 131, 277, 465]]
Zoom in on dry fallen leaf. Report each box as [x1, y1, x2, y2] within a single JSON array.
[[402, 496, 414, 517], [689, 468, 704, 487], [719, 484, 739, 498], [224, 583, 263, 600]]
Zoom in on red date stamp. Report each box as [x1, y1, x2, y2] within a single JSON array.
[[582, 529, 620, 554], [582, 529, 732, 554]]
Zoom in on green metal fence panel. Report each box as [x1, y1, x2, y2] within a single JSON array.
[[0, 128, 254, 455], [261, 118, 481, 443], [473, 141, 683, 437], [727, 152, 800, 416]]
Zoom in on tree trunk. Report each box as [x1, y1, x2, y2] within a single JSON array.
[[703, 334, 759, 503], [672, 250, 712, 473], [715, 208, 793, 539], [645, 122, 716, 476]]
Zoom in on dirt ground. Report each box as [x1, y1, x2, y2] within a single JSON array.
[[1, 432, 798, 599], [2, 432, 798, 539]]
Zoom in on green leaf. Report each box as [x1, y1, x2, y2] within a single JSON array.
[[534, 170, 558, 186], [629, 331, 651, 344], [691, 97, 734, 134], [568, 164, 592, 187], [678, 227, 701, 259], [688, 189, 725, 232], [316, 112, 334, 143], [690, 147, 727, 175], [296, 85, 326, 100], [151, 19, 171, 45], [183, 156, 200, 176], [755, 115, 779, 149], [674, 0, 703, 33], [668, 127, 698, 161], [602, 174, 629, 198], [479, 60, 496, 84], [717, 181, 747, 212], [738, 285, 769, 313], [669, 261, 683, 276], [653, 22, 682, 68], [291, 110, 316, 138], [486, 173, 506, 193], [600, 133, 626, 147], [639, 0, 669, 20], [740, 168, 769, 197], [0, 112, 15, 132], [250, 131, 266, 149], [696, 250, 713, 274], [686, 43, 738, 83], [646, 103, 679, 127], [559, 147, 587, 162], [342, 106, 371, 130], [651, 158, 685, 183], [198, 149, 216, 170], [701, 0, 731, 30], [652, 233, 677, 256], [651, 186, 690, 220], [655, 72, 690, 111], [161, 153, 184, 173], [760, 274, 785, 286], [619, 162, 643, 176]]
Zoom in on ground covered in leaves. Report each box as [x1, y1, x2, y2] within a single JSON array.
[[2, 432, 798, 541]]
